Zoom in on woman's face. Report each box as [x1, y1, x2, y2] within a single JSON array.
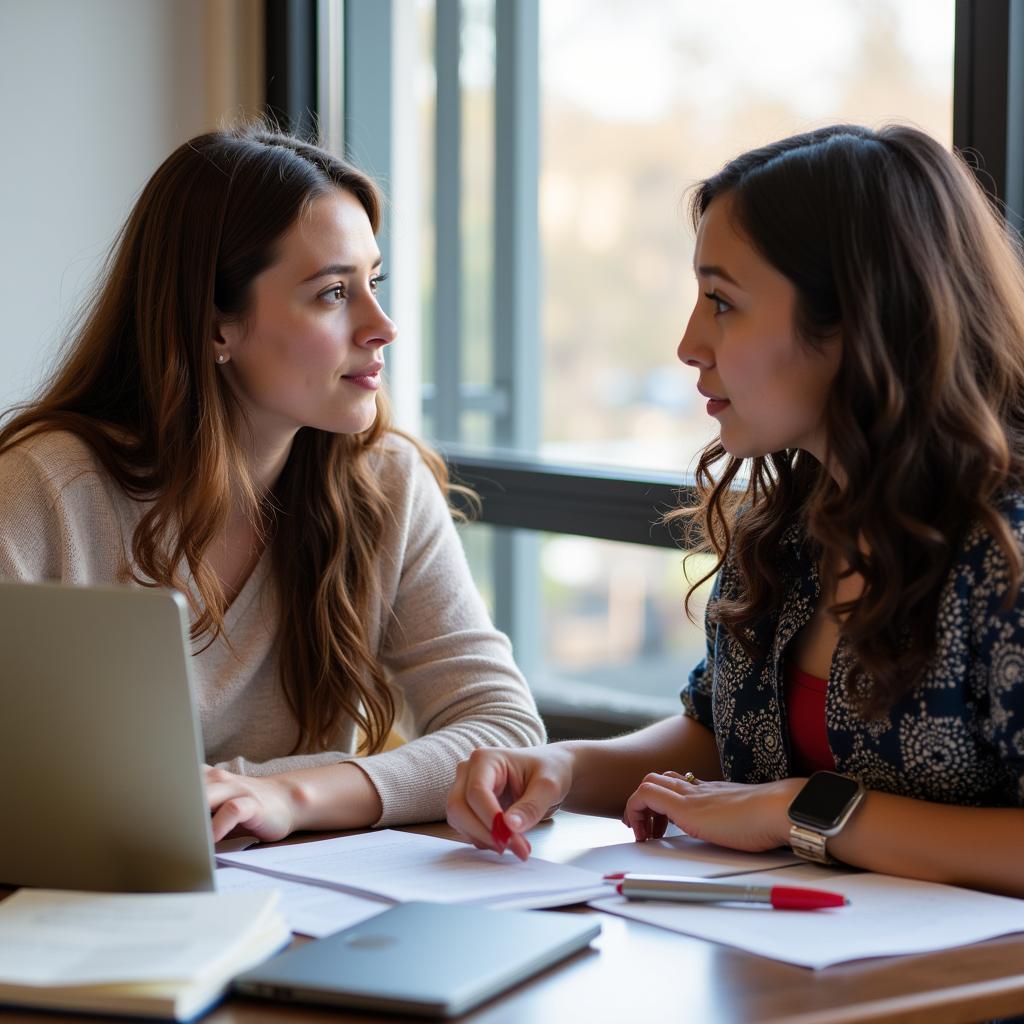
[[217, 188, 395, 444], [677, 194, 840, 463]]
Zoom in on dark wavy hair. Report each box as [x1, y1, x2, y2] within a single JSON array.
[[672, 124, 1024, 715], [0, 122, 466, 754]]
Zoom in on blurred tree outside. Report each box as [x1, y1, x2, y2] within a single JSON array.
[[415, 0, 954, 705]]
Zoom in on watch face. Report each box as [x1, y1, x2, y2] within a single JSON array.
[[788, 772, 862, 830]]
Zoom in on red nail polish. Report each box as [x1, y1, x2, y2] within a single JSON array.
[[491, 811, 512, 845]]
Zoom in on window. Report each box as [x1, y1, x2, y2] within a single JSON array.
[[539, 0, 954, 473], [288, 0, 1020, 732]]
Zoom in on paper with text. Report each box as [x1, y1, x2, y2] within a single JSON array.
[[0, 888, 284, 986], [215, 866, 388, 937], [565, 827, 801, 878], [591, 863, 1024, 968], [217, 829, 608, 909]]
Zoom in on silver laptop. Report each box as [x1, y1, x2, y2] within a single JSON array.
[[233, 901, 601, 1018], [0, 581, 216, 892]]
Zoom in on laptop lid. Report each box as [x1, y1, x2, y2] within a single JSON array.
[[0, 581, 215, 892], [233, 901, 601, 1018]]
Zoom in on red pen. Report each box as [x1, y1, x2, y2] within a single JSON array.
[[606, 873, 848, 910], [491, 812, 512, 846]]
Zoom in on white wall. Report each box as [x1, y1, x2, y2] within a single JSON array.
[[0, 0, 260, 412]]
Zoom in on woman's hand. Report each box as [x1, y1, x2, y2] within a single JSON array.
[[623, 771, 803, 852], [446, 745, 577, 861], [204, 764, 297, 843]]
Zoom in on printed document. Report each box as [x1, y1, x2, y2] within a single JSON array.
[[218, 829, 608, 909], [215, 866, 388, 938], [566, 827, 801, 878], [591, 863, 1024, 968]]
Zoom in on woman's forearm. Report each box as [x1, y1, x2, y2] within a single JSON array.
[[824, 790, 1024, 897], [279, 761, 384, 832], [560, 715, 722, 817], [618, 773, 1024, 898]]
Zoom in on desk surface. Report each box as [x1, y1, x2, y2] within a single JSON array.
[[3, 812, 1024, 1024]]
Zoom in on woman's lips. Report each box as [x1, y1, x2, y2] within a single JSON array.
[[342, 371, 381, 391], [697, 383, 729, 415]]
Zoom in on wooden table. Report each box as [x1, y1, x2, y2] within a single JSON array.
[[4, 812, 1024, 1024]]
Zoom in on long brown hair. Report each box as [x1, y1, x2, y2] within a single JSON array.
[[0, 123, 458, 754], [673, 124, 1024, 714]]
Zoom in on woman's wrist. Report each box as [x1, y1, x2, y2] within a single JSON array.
[[555, 738, 634, 817], [279, 761, 384, 833], [771, 777, 805, 847], [553, 739, 590, 795]]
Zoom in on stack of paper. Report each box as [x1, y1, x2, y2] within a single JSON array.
[[218, 829, 609, 911], [215, 866, 389, 938], [591, 862, 1024, 968], [565, 829, 801, 878], [0, 888, 289, 1021]]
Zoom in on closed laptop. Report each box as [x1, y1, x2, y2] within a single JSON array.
[[233, 900, 601, 1018]]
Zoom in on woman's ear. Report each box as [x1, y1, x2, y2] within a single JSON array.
[[212, 311, 240, 366]]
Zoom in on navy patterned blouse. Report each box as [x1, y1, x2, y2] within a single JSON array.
[[680, 493, 1024, 807]]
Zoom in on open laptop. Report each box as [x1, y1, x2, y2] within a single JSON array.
[[0, 581, 216, 892], [233, 901, 601, 1018]]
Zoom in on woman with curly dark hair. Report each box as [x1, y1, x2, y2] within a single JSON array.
[[447, 124, 1024, 896]]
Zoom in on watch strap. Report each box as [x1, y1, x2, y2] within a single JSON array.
[[789, 823, 834, 864]]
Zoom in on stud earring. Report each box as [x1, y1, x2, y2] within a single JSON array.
[[216, 354, 227, 364]]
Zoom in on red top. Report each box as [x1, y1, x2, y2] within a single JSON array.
[[784, 664, 835, 775]]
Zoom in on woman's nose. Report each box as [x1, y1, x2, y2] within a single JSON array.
[[359, 305, 398, 349], [677, 308, 712, 368]]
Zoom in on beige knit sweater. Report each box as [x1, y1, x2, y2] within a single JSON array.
[[0, 430, 544, 826]]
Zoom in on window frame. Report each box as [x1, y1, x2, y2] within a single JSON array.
[[265, 0, 1024, 733]]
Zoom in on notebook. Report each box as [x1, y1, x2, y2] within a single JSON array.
[[233, 901, 601, 1018], [0, 581, 216, 891], [0, 887, 289, 1021]]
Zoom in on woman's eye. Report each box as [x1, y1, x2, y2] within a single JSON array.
[[320, 285, 346, 304], [370, 272, 389, 292], [703, 290, 731, 316]]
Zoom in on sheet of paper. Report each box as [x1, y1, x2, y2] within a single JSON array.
[[215, 867, 388, 938], [565, 826, 801, 878], [218, 829, 608, 909], [0, 888, 281, 986], [590, 863, 1024, 969]]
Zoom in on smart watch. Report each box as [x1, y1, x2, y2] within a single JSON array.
[[787, 771, 866, 864]]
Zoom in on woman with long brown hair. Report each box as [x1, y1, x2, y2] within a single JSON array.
[[0, 124, 544, 840], [447, 124, 1024, 896]]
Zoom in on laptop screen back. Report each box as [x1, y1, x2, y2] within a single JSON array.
[[0, 581, 215, 892]]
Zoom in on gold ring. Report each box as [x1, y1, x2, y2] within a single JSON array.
[[682, 772, 698, 784]]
